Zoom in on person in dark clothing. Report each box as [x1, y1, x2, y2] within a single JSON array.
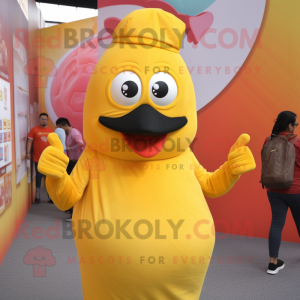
[[263, 111, 300, 274], [56, 118, 84, 222]]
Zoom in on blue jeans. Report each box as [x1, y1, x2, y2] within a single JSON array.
[[34, 162, 44, 190], [267, 191, 300, 257], [34, 162, 50, 200]]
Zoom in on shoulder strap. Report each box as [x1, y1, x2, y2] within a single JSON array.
[[286, 134, 298, 145]]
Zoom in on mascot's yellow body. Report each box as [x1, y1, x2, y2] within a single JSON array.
[[39, 9, 256, 300]]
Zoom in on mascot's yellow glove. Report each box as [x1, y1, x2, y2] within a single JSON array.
[[38, 133, 69, 179], [227, 134, 256, 175]]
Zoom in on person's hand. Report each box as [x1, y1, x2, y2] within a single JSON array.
[[227, 134, 256, 175], [26, 153, 31, 160], [66, 146, 70, 151], [38, 133, 69, 180]]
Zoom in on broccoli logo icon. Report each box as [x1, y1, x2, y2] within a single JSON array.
[[24, 56, 57, 88], [23, 246, 56, 277], [83, 157, 106, 179]]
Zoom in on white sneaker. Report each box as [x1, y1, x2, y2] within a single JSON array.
[[65, 217, 72, 222], [267, 259, 285, 275]]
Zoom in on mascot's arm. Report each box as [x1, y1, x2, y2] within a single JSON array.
[[191, 134, 256, 198], [38, 133, 89, 211], [191, 152, 240, 198]]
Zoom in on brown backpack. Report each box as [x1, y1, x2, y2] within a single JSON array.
[[260, 134, 297, 189]]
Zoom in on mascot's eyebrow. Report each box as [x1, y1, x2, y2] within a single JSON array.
[[117, 62, 141, 68]]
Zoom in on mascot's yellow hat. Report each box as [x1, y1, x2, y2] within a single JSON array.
[[111, 9, 186, 53], [84, 8, 197, 161]]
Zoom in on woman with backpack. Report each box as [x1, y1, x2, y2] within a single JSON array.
[[261, 111, 300, 275]]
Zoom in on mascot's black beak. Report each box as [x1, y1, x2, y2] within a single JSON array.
[[99, 104, 187, 136]]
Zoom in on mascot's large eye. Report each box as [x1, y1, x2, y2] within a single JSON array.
[[149, 72, 177, 106], [110, 71, 142, 106]]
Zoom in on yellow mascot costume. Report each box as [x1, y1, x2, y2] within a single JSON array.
[[38, 8, 256, 300]]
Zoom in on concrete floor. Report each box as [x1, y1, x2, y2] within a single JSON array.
[[0, 196, 299, 299]]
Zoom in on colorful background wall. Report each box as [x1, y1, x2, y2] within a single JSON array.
[[195, 0, 300, 244], [1, 0, 300, 265], [0, 0, 43, 265]]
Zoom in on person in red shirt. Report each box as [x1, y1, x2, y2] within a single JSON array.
[[27, 113, 54, 204], [263, 111, 300, 275]]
